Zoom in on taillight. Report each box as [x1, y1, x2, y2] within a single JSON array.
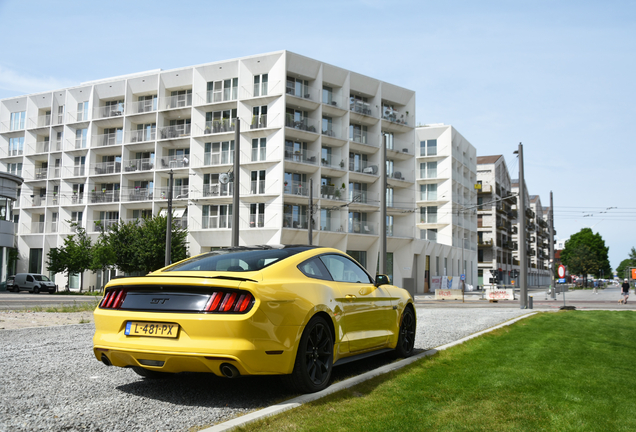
[[204, 290, 254, 313], [100, 288, 127, 309]]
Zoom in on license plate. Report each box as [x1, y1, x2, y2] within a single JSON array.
[[125, 322, 179, 338]]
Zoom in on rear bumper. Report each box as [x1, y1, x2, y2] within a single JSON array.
[[93, 308, 303, 376]]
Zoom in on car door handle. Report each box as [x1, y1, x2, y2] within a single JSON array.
[[345, 295, 356, 299]]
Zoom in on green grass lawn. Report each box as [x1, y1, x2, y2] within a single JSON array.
[[239, 311, 636, 432]]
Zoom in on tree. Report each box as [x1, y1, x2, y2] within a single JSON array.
[[90, 225, 117, 290], [615, 247, 636, 279], [560, 228, 611, 287], [46, 222, 93, 291], [106, 215, 188, 275]]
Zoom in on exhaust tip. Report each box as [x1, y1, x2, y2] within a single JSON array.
[[101, 354, 112, 366], [220, 363, 240, 378]]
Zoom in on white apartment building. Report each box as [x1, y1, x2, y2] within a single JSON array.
[[416, 125, 478, 289], [0, 51, 476, 292], [476, 155, 517, 287]]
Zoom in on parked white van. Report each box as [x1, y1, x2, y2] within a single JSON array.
[[13, 273, 57, 294]]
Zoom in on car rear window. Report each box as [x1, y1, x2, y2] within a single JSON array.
[[165, 246, 313, 272]]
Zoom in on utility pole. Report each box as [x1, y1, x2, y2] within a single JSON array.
[[515, 143, 528, 309], [164, 170, 173, 266], [379, 134, 387, 275], [308, 178, 313, 245], [231, 118, 240, 247], [549, 191, 556, 299]]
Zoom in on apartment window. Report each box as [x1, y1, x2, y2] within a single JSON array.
[[251, 106, 267, 128], [323, 86, 334, 105], [207, 78, 238, 103], [322, 116, 333, 136], [204, 140, 234, 166], [74, 156, 86, 176], [103, 128, 123, 146], [420, 184, 438, 201], [250, 170, 265, 194], [349, 182, 368, 203], [29, 248, 43, 274], [77, 102, 88, 122], [284, 172, 307, 195], [71, 211, 83, 229], [57, 105, 64, 124], [383, 131, 394, 150], [420, 161, 437, 179], [420, 228, 437, 242], [386, 187, 394, 207], [104, 100, 124, 117], [346, 250, 367, 269], [286, 76, 309, 98], [205, 109, 236, 133], [132, 209, 152, 220], [420, 139, 437, 156], [349, 123, 367, 143], [55, 131, 63, 150], [320, 208, 336, 231], [285, 140, 307, 161], [170, 90, 192, 108], [137, 95, 157, 113], [348, 152, 369, 173], [169, 119, 191, 136], [350, 95, 371, 115], [420, 206, 438, 223], [348, 211, 369, 234], [10, 111, 26, 130], [386, 215, 394, 236], [7, 163, 22, 177], [250, 203, 265, 228], [253, 74, 268, 97], [386, 159, 394, 178], [9, 137, 24, 156], [51, 212, 58, 233], [285, 108, 308, 128], [251, 138, 266, 162], [135, 123, 156, 142], [202, 204, 232, 229], [283, 204, 307, 228], [75, 128, 87, 148]]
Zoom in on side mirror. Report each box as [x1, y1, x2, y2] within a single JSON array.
[[375, 274, 390, 287]]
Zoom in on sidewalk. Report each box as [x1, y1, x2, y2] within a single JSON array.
[[414, 285, 636, 310]]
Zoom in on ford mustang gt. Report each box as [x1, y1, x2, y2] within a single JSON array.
[[93, 245, 416, 393]]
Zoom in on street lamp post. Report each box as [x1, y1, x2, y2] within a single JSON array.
[[164, 169, 173, 267], [514, 143, 528, 309]]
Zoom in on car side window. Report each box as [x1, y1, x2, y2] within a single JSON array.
[[319, 255, 373, 284], [298, 257, 332, 281], [27, 275, 33, 282]]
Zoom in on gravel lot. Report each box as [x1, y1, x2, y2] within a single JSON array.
[[0, 308, 531, 432]]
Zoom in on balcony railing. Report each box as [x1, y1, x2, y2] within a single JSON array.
[[92, 161, 121, 175], [200, 118, 236, 135], [7, 148, 23, 157], [96, 104, 124, 118], [285, 115, 318, 133], [283, 214, 309, 229], [381, 107, 412, 126], [322, 92, 343, 109], [388, 224, 413, 238], [68, 193, 84, 205], [203, 182, 233, 197], [248, 213, 265, 228], [199, 215, 232, 230], [349, 190, 379, 205], [90, 190, 120, 204], [321, 126, 341, 139], [29, 114, 51, 128], [350, 131, 374, 146], [387, 170, 413, 183], [284, 148, 318, 165], [126, 129, 156, 143], [161, 93, 193, 110], [30, 196, 45, 207], [71, 165, 86, 177], [123, 158, 154, 172], [249, 180, 265, 195], [67, 137, 88, 150], [349, 160, 378, 175], [319, 185, 346, 201], [284, 181, 309, 197], [93, 132, 123, 147], [34, 168, 48, 180], [250, 115, 268, 130], [130, 98, 158, 114], [350, 100, 373, 116], [93, 219, 119, 232], [159, 124, 191, 139], [319, 216, 344, 233], [121, 187, 153, 202], [320, 154, 346, 170], [35, 140, 50, 154], [286, 82, 319, 103], [156, 185, 189, 200], [47, 195, 59, 206], [30, 222, 45, 234], [349, 220, 377, 235], [239, 79, 282, 99], [157, 155, 189, 170]]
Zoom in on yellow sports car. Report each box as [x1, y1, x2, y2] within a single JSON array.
[[93, 245, 416, 393]]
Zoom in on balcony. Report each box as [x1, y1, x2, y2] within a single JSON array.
[[66, 137, 88, 151], [283, 214, 309, 230], [284, 181, 309, 197], [156, 185, 189, 200], [121, 187, 153, 202], [284, 148, 318, 165], [29, 114, 51, 128], [249, 115, 268, 130], [34, 168, 48, 180], [286, 82, 319, 103], [349, 220, 377, 235], [248, 213, 265, 228], [123, 158, 154, 172], [319, 216, 344, 233], [198, 215, 232, 230], [93, 132, 123, 147], [126, 129, 156, 143], [350, 100, 373, 116], [202, 182, 233, 198], [248, 180, 265, 195], [159, 124, 191, 140], [30, 222, 45, 234], [387, 224, 413, 238], [160, 93, 192, 110], [92, 161, 121, 175], [93, 219, 119, 232], [285, 115, 318, 133], [130, 98, 157, 114], [90, 190, 120, 204], [319, 185, 346, 201], [349, 190, 379, 205], [157, 155, 189, 170], [200, 118, 236, 135], [320, 154, 346, 171], [478, 239, 494, 248], [96, 104, 124, 119], [381, 106, 412, 127], [349, 160, 379, 176]]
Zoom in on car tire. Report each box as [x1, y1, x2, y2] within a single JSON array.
[[33, 286, 40, 294], [394, 306, 416, 358], [131, 366, 170, 379], [284, 315, 333, 393], [13, 286, 19, 293]]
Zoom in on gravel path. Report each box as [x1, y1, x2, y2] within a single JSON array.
[[0, 308, 532, 432]]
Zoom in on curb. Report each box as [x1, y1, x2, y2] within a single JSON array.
[[201, 312, 537, 432]]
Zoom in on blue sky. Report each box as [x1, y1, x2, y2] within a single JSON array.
[[1, 0, 634, 270]]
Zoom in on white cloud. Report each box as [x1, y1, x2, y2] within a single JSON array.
[[0, 65, 75, 96]]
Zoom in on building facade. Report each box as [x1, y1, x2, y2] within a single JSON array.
[[0, 51, 476, 291]]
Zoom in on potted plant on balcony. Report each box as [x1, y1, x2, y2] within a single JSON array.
[[333, 188, 341, 200], [339, 160, 345, 168]]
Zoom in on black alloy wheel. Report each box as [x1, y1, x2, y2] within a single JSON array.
[[33, 286, 40, 294], [285, 315, 333, 393], [395, 307, 416, 358]]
